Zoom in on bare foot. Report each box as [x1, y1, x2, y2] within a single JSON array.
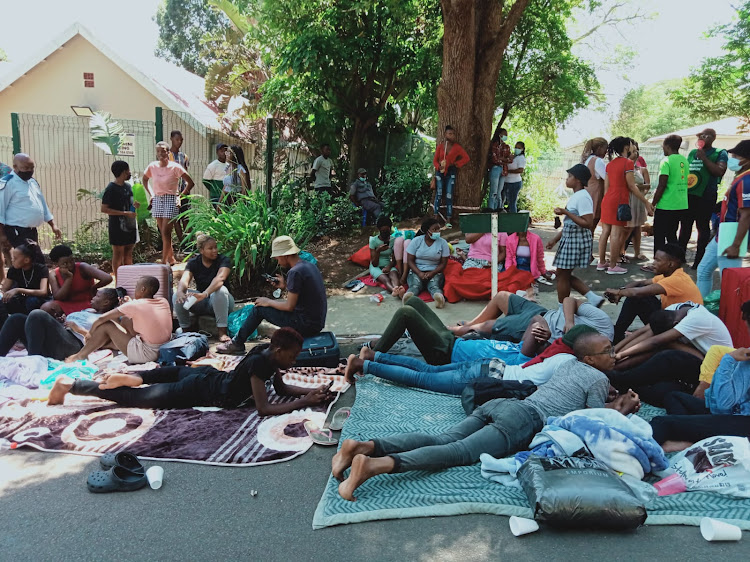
[[64, 353, 84, 364], [344, 354, 365, 384], [48, 376, 74, 405], [331, 440, 375, 481], [217, 330, 232, 343], [99, 373, 143, 390], [662, 440, 694, 453], [359, 346, 375, 361], [338, 454, 393, 501]]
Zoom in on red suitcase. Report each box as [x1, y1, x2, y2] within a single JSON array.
[[116, 264, 173, 308], [719, 267, 750, 348]]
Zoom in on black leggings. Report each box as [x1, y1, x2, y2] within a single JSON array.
[[651, 414, 750, 444], [613, 295, 661, 344], [70, 366, 223, 409], [607, 350, 701, 407]]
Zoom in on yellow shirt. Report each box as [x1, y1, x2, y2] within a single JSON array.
[[699, 345, 735, 384], [653, 269, 703, 309]]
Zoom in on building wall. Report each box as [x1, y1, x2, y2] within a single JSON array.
[[0, 35, 162, 135]]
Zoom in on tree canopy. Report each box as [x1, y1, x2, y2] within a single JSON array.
[[671, 0, 750, 121]]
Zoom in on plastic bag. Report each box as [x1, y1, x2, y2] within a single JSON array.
[[227, 305, 258, 341], [669, 436, 750, 498], [299, 251, 317, 265], [704, 290, 721, 316], [518, 455, 647, 529], [157, 333, 209, 366]]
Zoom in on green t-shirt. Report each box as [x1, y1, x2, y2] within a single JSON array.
[[657, 154, 689, 211], [369, 235, 394, 268]]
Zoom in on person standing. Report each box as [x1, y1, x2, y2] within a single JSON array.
[[221, 145, 251, 206], [697, 140, 750, 296], [349, 168, 383, 218], [101, 161, 138, 279], [652, 135, 689, 256], [0, 153, 62, 250], [581, 137, 608, 229], [679, 128, 728, 269], [487, 127, 512, 211], [625, 142, 651, 261], [311, 144, 333, 193], [203, 143, 229, 205], [502, 142, 526, 213], [432, 125, 470, 227], [168, 131, 190, 245], [143, 142, 195, 266]]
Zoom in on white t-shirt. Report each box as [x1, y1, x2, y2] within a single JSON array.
[[503, 353, 576, 385], [506, 154, 526, 183], [203, 159, 229, 181], [564, 189, 594, 226], [585, 155, 607, 180], [666, 303, 733, 354], [312, 156, 332, 189], [406, 235, 451, 271]]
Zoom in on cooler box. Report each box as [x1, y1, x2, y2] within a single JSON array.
[[719, 267, 750, 348], [295, 332, 340, 368], [116, 263, 173, 309]]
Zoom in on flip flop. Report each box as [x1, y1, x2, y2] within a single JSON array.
[[351, 281, 366, 292], [329, 408, 351, 431], [99, 451, 145, 475], [87, 466, 149, 493], [304, 421, 338, 446]]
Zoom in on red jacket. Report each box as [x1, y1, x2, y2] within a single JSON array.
[[433, 142, 470, 171], [505, 232, 547, 277]]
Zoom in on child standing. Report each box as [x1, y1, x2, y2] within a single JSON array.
[[547, 164, 604, 305], [101, 161, 138, 279]]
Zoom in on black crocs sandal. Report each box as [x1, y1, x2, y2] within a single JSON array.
[[99, 452, 145, 475], [87, 466, 148, 493]]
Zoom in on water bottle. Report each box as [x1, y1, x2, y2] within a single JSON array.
[[0, 438, 17, 452]]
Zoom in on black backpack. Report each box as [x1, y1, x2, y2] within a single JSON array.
[[460, 377, 537, 415]]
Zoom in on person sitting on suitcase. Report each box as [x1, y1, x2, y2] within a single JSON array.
[[49, 328, 334, 413], [174, 233, 235, 343], [217, 236, 327, 354], [65, 276, 172, 364]]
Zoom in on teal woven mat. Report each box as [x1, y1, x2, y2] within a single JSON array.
[[313, 376, 750, 530]]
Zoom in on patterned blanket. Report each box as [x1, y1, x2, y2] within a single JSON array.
[[313, 376, 750, 529], [0, 360, 349, 467]]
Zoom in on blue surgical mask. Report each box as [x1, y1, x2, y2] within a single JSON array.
[[728, 157, 742, 172], [501, 135, 508, 142], [430, 232, 441, 241], [514, 148, 522, 155]]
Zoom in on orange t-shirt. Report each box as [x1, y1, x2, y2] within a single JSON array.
[[118, 298, 172, 345], [144, 161, 186, 196], [654, 268, 703, 309]]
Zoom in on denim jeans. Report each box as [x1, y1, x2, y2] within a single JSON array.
[[697, 237, 741, 296], [488, 166, 506, 211], [232, 303, 322, 344], [502, 181, 523, 213], [173, 286, 236, 329], [374, 296, 455, 365], [406, 270, 444, 298], [434, 169, 456, 218], [365, 352, 486, 394], [373, 398, 543, 472], [0, 310, 82, 360]]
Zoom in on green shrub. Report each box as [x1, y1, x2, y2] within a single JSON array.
[[379, 155, 431, 220], [517, 182, 565, 222], [69, 220, 112, 262]]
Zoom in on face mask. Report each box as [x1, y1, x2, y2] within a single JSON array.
[[501, 136, 508, 142], [16, 170, 33, 181], [514, 148, 522, 155], [430, 232, 441, 241], [728, 157, 743, 172], [359, 176, 366, 181]]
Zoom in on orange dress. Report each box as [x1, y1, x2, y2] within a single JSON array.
[[601, 157, 634, 226]]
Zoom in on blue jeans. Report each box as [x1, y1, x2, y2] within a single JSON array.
[[697, 237, 741, 296], [502, 180, 523, 213], [488, 166, 506, 211], [434, 170, 456, 218], [373, 398, 544, 472], [364, 352, 486, 394], [406, 270, 444, 298]]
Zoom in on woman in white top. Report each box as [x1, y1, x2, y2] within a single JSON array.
[[221, 145, 251, 206], [626, 142, 651, 260], [501, 142, 526, 213], [581, 137, 609, 229]]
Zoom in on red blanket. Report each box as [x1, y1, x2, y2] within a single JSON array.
[[443, 261, 534, 303]]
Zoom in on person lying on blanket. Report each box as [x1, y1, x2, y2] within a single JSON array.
[[48, 327, 334, 414], [365, 294, 556, 366], [0, 288, 125, 360], [64, 276, 172, 365], [332, 333, 641, 501], [345, 325, 599, 395], [449, 290, 614, 343]]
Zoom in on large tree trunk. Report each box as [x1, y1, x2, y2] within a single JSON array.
[[347, 116, 377, 184], [438, 0, 530, 213]]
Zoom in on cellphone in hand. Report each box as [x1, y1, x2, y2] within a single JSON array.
[[262, 273, 276, 283]]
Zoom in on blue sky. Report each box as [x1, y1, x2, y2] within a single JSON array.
[[0, 0, 740, 146]]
